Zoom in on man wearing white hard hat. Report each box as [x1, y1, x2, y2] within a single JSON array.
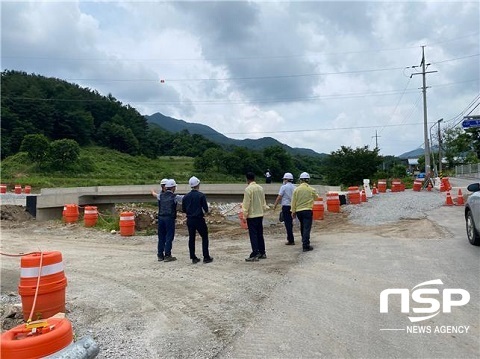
[[243, 172, 269, 261], [151, 179, 178, 262], [160, 178, 168, 193], [182, 176, 214, 264], [291, 172, 317, 252], [273, 172, 296, 245]]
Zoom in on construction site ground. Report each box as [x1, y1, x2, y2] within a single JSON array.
[[0, 196, 479, 358]]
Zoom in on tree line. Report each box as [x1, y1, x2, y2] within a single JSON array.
[[2, 70, 374, 185], [2, 70, 477, 187]]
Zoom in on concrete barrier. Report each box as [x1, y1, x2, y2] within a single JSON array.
[[35, 184, 341, 221]]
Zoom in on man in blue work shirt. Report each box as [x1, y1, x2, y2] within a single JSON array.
[[182, 176, 214, 264], [152, 179, 178, 262]]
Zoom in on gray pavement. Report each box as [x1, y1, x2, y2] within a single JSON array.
[[219, 205, 480, 359]]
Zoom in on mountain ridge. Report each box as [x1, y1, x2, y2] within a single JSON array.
[[145, 112, 327, 158], [398, 146, 439, 159]]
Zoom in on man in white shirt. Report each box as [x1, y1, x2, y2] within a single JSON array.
[[273, 172, 296, 245]]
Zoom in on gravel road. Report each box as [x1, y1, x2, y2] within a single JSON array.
[[1, 185, 479, 358]]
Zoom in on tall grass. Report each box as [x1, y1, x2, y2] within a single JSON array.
[[0, 146, 198, 191]]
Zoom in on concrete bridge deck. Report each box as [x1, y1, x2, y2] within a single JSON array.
[[33, 183, 341, 221]]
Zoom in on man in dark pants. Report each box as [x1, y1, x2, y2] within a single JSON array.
[[291, 172, 318, 252], [273, 172, 296, 245], [151, 179, 178, 262], [182, 176, 213, 264], [242, 172, 268, 261]]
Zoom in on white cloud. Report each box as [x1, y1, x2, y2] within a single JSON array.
[[1, 0, 478, 157]]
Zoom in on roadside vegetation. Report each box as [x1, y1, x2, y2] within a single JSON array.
[[1, 70, 478, 192], [0, 146, 197, 191]]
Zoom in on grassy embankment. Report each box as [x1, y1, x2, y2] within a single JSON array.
[[0, 146, 200, 192], [1, 147, 204, 232]]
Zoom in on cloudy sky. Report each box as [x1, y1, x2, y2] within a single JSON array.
[[2, 1, 479, 156]]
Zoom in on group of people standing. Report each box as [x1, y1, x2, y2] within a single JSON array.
[[273, 172, 316, 251], [151, 170, 318, 264], [151, 177, 213, 264]]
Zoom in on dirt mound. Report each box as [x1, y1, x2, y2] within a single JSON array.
[[0, 205, 34, 222]]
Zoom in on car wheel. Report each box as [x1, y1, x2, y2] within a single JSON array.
[[466, 210, 480, 246]]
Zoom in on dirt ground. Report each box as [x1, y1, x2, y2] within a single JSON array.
[[0, 203, 444, 358]]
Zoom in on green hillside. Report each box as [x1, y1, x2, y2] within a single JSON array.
[[1, 70, 326, 185], [0, 146, 199, 190], [1, 70, 402, 188]]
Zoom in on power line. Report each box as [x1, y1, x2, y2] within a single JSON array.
[[4, 80, 475, 106], [430, 53, 480, 65], [196, 122, 427, 137], [66, 65, 408, 83], [413, 93, 480, 148], [378, 77, 413, 136], [467, 102, 480, 116], [0, 89, 424, 105], [3, 32, 477, 63], [451, 94, 480, 127], [58, 54, 478, 83]]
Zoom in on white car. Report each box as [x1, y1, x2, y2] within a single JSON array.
[[465, 183, 480, 246]]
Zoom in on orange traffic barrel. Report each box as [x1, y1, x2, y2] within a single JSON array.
[[377, 179, 387, 193], [391, 178, 405, 192], [441, 177, 452, 192], [1, 316, 73, 359], [313, 197, 324, 220], [14, 184, 22, 194], [238, 211, 248, 229], [83, 206, 98, 227], [23, 185, 31, 194], [62, 204, 79, 224], [0, 184, 6, 194], [326, 192, 341, 213], [18, 251, 67, 321], [413, 179, 423, 192], [120, 211, 135, 236], [348, 186, 361, 204]]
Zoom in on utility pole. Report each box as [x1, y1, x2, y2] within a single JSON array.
[[372, 130, 380, 150], [410, 46, 437, 175], [438, 118, 443, 173]]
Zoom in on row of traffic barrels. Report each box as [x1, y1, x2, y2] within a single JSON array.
[[0, 184, 31, 194], [1, 251, 73, 358], [414, 177, 452, 192], [239, 195, 335, 228], [377, 179, 405, 192], [62, 204, 135, 236], [313, 193, 342, 217]]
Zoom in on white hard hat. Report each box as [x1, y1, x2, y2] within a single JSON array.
[[189, 176, 200, 187], [160, 178, 168, 185], [299, 172, 310, 179], [283, 172, 294, 180], [165, 179, 177, 188]]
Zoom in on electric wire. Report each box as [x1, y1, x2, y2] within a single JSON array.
[[57, 54, 479, 83], [377, 77, 413, 136], [4, 80, 475, 106], [451, 94, 480, 127], [3, 31, 477, 63]]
